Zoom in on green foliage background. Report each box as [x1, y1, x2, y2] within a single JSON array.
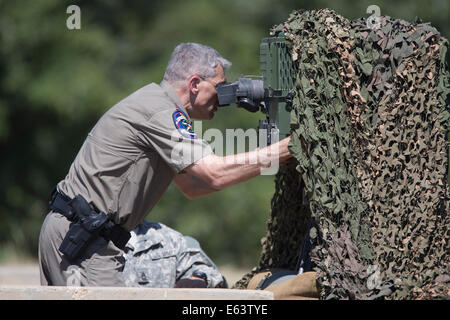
[[0, 0, 448, 266]]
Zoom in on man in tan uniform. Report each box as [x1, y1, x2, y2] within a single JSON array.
[[38, 42, 292, 286]]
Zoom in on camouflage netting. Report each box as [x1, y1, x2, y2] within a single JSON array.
[[234, 9, 449, 299]]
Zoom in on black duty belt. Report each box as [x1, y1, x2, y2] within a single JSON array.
[[49, 189, 131, 251]]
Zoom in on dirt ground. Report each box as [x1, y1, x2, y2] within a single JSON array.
[[0, 263, 248, 287]]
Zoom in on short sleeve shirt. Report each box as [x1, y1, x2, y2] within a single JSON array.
[[57, 81, 212, 231]]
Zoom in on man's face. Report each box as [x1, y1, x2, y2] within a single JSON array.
[[190, 65, 226, 120]]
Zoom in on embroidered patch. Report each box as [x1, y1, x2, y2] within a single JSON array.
[[172, 109, 197, 139]]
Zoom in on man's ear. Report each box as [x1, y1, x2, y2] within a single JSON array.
[[188, 75, 201, 95]]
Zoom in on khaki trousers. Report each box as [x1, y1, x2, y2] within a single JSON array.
[[38, 211, 125, 286]]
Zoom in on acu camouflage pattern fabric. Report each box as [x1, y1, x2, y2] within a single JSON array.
[[235, 9, 449, 299], [123, 221, 227, 288]]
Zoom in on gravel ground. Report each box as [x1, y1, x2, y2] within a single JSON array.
[[0, 264, 248, 287], [0, 264, 40, 285]]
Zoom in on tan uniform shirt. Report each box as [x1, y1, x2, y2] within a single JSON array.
[[57, 81, 212, 231]]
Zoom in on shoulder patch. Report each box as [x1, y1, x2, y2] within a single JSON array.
[[172, 108, 197, 139]]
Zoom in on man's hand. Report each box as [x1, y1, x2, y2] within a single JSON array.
[[174, 277, 207, 288]]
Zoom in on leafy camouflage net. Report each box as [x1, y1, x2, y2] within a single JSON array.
[[234, 9, 449, 300]]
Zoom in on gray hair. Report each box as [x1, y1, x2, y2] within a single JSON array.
[[163, 43, 231, 87]]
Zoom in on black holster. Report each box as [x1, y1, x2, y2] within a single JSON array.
[[50, 192, 131, 261], [59, 195, 109, 261]]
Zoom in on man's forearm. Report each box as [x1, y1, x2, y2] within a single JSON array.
[[173, 170, 218, 199], [193, 136, 292, 190], [174, 137, 292, 198]]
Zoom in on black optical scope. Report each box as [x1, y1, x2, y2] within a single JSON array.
[[216, 77, 265, 113]]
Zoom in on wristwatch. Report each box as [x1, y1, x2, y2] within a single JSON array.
[[192, 271, 208, 283]]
